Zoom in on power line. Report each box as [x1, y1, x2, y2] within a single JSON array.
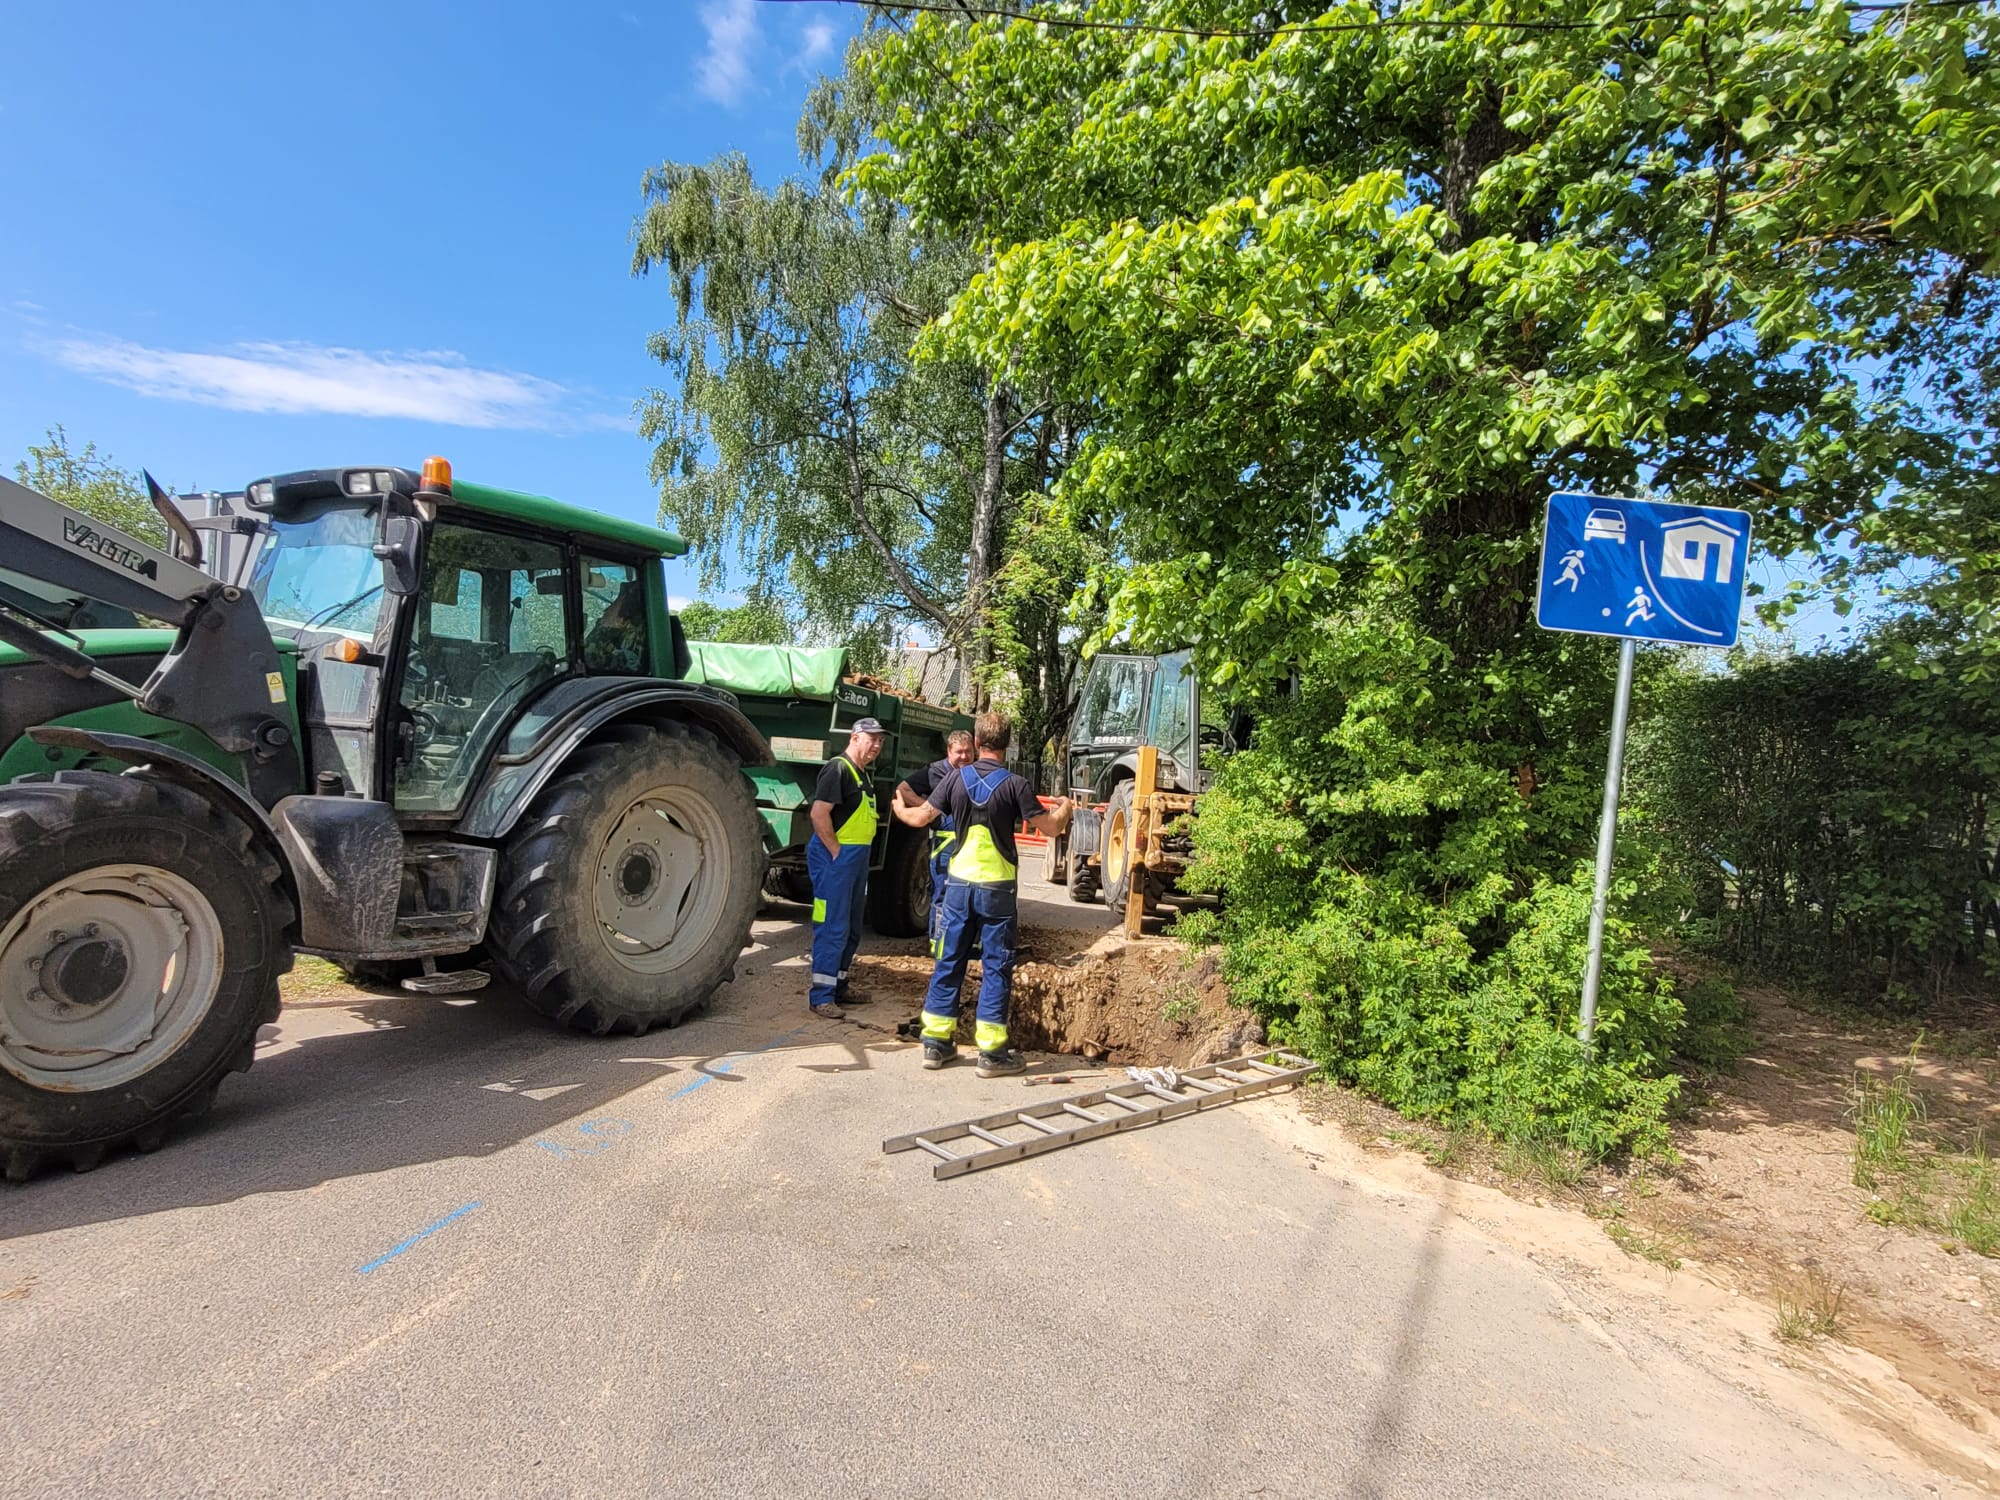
[[763, 0, 1987, 42]]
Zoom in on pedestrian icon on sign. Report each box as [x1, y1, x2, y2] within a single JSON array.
[[1556, 550, 1585, 591], [1624, 588, 1655, 626]]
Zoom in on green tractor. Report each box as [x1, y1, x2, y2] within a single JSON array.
[[0, 458, 770, 1180]]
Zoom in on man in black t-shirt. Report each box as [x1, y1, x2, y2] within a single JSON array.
[[895, 729, 974, 954], [890, 712, 1071, 1077], [806, 718, 886, 1019]]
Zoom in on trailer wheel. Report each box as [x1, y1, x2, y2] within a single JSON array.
[[0, 771, 291, 1182], [1043, 831, 1070, 888], [868, 821, 931, 939], [489, 723, 765, 1035], [1100, 780, 1137, 912]]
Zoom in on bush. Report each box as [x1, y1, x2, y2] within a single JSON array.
[[1633, 626, 2000, 1004], [1185, 613, 1686, 1159]]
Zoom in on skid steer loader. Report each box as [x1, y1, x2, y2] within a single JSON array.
[[0, 458, 771, 1180]]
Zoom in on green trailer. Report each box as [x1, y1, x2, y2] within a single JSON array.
[[682, 642, 972, 938]]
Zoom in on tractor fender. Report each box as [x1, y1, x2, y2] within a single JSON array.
[[457, 678, 773, 842], [25, 725, 279, 845]]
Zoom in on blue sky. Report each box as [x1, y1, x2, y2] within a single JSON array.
[[0, 0, 857, 606], [0, 1, 1865, 647]]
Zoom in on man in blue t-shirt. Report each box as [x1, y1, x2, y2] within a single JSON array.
[[894, 728, 974, 956], [890, 712, 1071, 1077]]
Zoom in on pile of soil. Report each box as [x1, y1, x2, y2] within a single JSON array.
[[851, 931, 1264, 1067]]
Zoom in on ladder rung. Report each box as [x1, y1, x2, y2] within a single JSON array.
[[884, 1048, 1312, 1177]]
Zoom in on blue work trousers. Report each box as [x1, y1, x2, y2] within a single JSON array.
[[927, 828, 956, 958], [807, 838, 869, 1010], [922, 880, 1018, 1051]]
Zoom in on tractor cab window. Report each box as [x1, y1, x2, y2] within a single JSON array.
[[580, 559, 649, 675], [248, 505, 390, 644], [1076, 656, 1149, 744], [396, 522, 572, 814]]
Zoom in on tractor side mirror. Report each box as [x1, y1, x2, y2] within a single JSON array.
[[374, 513, 423, 597]]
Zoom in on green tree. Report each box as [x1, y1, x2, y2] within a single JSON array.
[[677, 593, 793, 644], [851, 0, 2000, 1151], [15, 425, 168, 550]]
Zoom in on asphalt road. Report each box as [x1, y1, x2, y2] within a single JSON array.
[[1, 887, 1936, 1499]]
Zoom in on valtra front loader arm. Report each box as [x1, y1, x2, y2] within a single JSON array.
[[0, 473, 299, 806]]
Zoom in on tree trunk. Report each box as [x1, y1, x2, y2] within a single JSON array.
[[963, 383, 1011, 712]]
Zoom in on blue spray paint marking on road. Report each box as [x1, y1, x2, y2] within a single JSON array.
[[532, 1025, 814, 1165], [355, 1201, 481, 1274], [535, 1118, 636, 1163], [659, 1025, 807, 1104]]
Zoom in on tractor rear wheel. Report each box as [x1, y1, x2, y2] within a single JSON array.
[[0, 771, 291, 1181], [489, 723, 765, 1035]]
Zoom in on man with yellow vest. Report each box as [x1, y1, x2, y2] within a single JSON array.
[[890, 712, 1071, 1076], [806, 718, 886, 1019]]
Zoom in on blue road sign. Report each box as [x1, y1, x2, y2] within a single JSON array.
[[1537, 493, 1753, 648]]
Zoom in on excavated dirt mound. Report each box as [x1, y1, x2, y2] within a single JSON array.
[[850, 932, 1264, 1067]]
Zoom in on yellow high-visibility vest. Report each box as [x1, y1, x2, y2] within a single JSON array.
[[834, 756, 877, 846]]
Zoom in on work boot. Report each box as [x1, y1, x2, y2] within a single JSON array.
[[976, 1047, 1027, 1079], [810, 1001, 847, 1021], [835, 987, 873, 1006], [921, 1039, 957, 1071]]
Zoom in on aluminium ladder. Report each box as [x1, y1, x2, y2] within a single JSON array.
[[882, 1049, 1316, 1180]]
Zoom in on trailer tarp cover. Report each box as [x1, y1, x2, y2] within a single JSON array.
[[682, 641, 847, 698]]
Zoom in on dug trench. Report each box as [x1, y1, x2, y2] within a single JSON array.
[[845, 926, 1266, 1068]]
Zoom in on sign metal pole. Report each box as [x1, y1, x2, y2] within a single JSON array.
[[1578, 637, 1637, 1050]]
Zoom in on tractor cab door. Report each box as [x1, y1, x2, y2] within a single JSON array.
[[393, 518, 574, 817], [1145, 649, 1198, 793]]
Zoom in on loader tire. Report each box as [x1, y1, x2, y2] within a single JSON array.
[[489, 723, 765, 1036], [1043, 832, 1069, 888], [0, 771, 292, 1182], [1100, 780, 1137, 913]]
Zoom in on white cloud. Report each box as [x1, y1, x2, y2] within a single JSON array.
[[45, 337, 573, 429], [796, 19, 836, 70], [696, 0, 759, 106]]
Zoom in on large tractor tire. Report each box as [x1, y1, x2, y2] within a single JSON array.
[[868, 821, 932, 939], [1099, 780, 1138, 913], [488, 722, 765, 1036], [0, 770, 292, 1182]]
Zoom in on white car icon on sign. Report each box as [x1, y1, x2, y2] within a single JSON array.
[[1583, 508, 1626, 544]]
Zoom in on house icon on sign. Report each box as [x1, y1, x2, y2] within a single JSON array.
[[1658, 517, 1741, 585]]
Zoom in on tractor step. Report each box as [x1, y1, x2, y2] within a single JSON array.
[[399, 960, 491, 995]]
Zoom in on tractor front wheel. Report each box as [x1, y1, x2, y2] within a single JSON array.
[[489, 724, 765, 1035], [0, 771, 291, 1181]]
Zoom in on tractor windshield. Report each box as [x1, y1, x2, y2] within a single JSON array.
[[248, 506, 389, 643]]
